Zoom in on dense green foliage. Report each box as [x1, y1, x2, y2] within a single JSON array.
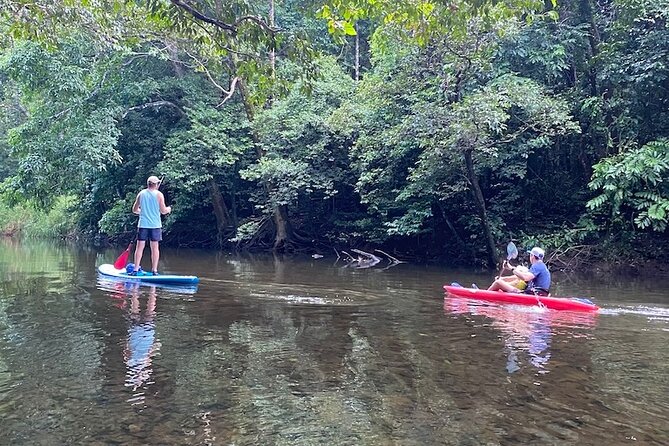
[[1, 0, 668, 267]]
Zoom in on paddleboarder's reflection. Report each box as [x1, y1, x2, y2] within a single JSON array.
[[123, 284, 161, 405], [444, 298, 596, 374]]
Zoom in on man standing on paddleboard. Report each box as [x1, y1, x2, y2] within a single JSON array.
[[129, 176, 171, 275], [488, 247, 551, 296]]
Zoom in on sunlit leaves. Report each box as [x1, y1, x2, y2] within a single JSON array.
[[407, 73, 578, 216], [1, 0, 319, 109], [159, 103, 252, 192], [319, 0, 548, 46], [588, 140, 669, 232], [0, 39, 123, 203], [240, 57, 354, 214]]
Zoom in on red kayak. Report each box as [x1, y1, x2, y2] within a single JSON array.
[[443, 285, 599, 312]]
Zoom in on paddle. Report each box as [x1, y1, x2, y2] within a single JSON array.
[[507, 241, 518, 262], [498, 241, 518, 278], [113, 243, 133, 269]]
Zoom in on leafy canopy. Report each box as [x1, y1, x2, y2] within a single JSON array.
[[588, 140, 669, 232]]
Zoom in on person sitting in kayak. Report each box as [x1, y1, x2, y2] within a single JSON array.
[[493, 265, 529, 291], [488, 247, 551, 296]]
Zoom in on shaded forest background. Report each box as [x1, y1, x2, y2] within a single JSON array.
[[0, 0, 668, 269]]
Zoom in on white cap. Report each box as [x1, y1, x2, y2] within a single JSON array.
[[527, 247, 545, 259], [147, 175, 160, 185]]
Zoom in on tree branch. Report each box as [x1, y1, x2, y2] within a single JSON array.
[[183, 50, 240, 105], [170, 1, 281, 35], [375, 249, 405, 264], [217, 76, 239, 106], [122, 101, 185, 118], [232, 15, 281, 34], [170, 0, 237, 34]]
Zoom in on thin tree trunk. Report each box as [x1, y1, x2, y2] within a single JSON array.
[[165, 40, 184, 77], [208, 179, 231, 243], [437, 203, 469, 252], [579, 0, 600, 96], [269, 0, 276, 81], [463, 149, 497, 267], [232, 57, 295, 251], [266, 0, 293, 251], [354, 23, 360, 81], [167, 43, 236, 245]]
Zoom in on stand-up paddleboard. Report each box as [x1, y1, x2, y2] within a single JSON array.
[[98, 264, 199, 285], [97, 276, 198, 294], [444, 285, 599, 312]]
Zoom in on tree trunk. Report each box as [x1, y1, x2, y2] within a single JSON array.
[[436, 202, 470, 254], [166, 43, 237, 245], [269, 0, 276, 81], [579, 0, 600, 97], [234, 62, 295, 251], [208, 179, 231, 243], [354, 23, 360, 81], [165, 40, 184, 77], [463, 149, 497, 267], [272, 204, 293, 251]]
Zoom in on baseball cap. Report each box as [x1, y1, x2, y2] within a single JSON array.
[[527, 247, 545, 259], [147, 175, 161, 185]]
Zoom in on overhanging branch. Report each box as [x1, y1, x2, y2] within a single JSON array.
[[170, 0, 237, 34], [122, 101, 185, 118], [170, 0, 280, 35]]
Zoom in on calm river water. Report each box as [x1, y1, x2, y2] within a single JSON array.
[[0, 239, 667, 445]]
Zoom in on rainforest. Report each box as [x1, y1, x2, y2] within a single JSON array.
[[1, 0, 668, 269]]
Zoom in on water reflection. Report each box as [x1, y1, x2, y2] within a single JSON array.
[[444, 297, 598, 374], [123, 284, 160, 405], [96, 279, 163, 406], [97, 276, 198, 295], [2, 241, 668, 445]]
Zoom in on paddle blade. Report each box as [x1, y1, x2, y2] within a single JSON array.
[[506, 241, 518, 260], [113, 244, 132, 269]]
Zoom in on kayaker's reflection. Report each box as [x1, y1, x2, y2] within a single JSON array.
[[444, 298, 595, 374], [123, 283, 161, 404], [504, 316, 551, 374]]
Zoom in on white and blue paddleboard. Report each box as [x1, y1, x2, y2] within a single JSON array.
[[97, 264, 199, 285]]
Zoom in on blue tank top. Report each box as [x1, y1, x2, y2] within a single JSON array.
[[138, 189, 162, 228]]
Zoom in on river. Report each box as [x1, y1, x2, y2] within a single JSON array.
[[0, 239, 667, 445]]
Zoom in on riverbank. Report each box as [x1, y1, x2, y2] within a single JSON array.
[[0, 196, 80, 240], [2, 197, 667, 276]]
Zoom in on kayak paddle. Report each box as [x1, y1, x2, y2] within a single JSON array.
[[497, 241, 518, 278], [113, 243, 133, 269], [507, 241, 518, 261]]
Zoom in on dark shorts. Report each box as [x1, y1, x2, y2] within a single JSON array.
[[137, 228, 162, 242]]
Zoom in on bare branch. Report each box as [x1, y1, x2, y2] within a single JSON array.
[[122, 101, 185, 119], [351, 248, 381, 269], [217, 76, 239, 106], [375, 249, 405, 264], [341, 250, 355, 261], [183, 51, 239, 105], [233, 15, 282, 34], [170, 1, 281, 35], [170, 0, 237, 34]]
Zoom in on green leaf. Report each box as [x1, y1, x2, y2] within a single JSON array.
[[342, 21, 357, 36]]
